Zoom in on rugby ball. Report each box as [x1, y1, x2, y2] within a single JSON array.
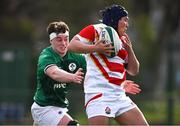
[[99, 26, 122, 58]]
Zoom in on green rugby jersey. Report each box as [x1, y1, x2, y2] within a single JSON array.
[[33, 46, 86, 107]]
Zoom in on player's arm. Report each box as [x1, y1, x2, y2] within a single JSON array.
[[69, 36, 112, 53], [121, 34, 139, 76], [68, 36, 97, 53], [126, 47, 139, 76], [45, 65, 84, 84], [68, 25, 113, 54]]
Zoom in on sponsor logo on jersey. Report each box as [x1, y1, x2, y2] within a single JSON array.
[[54, 83, 66, 89]]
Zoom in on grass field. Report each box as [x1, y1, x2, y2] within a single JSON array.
[[2, 99, 180, 125]]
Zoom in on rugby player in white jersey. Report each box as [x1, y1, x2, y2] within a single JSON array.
[[68, 4, 149, 125]]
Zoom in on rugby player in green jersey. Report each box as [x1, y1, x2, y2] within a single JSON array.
[[31, 21, 86, 126]]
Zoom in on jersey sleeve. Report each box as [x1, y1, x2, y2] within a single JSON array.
[[38, 53, 56, 73], [77, 25, 95, 44]]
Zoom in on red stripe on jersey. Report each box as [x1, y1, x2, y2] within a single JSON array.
[[90, 54, 126, 85], [79, 25, 95, 42], [99, 54, 125, 73], [84, 93, 102, 108], [117, 49, 128, 60], [90, 54, 109, 80]]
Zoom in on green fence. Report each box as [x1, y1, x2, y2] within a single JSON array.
[[0, 44, 31, 124]]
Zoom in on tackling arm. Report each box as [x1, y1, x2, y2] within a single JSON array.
[[45, 65, 84, 84]]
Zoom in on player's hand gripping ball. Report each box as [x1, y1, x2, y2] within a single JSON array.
[[99, 26, 122, 58]]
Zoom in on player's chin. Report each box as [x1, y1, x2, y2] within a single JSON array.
[[59, 48, 68, 54]]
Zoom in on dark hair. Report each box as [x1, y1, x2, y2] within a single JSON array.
[[47, 21, 69, 35], [100, 4, 128, 31]]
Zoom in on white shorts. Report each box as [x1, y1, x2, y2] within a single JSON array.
[[31, 102, 68, 126], [85, 93, 137, 119]]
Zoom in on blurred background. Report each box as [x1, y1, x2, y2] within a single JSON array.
[[0, 0, 180, 125]]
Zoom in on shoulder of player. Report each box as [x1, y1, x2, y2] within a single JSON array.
[[39, 46, 52, 55], [38, 46, 60, 62], [67, 51, 85, 59]]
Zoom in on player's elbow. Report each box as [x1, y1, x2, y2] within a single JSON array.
[[130, 69, 139, 76], [127, 64, 140, 76], [128, 70, 139, 76]]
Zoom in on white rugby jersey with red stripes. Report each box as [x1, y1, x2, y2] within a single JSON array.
[[76, 23, 128, 94]]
